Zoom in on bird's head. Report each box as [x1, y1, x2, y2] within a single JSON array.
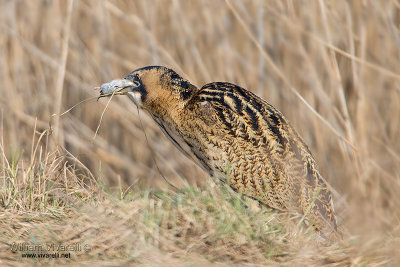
[[98, 66, 198, 117]]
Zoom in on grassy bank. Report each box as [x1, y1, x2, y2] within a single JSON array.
[[0, 145, 377, 266]]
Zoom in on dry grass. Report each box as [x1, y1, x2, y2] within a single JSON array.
[[0, 144, 364, 266], [0, 0, 399, 265]]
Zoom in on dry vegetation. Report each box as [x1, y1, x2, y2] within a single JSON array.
[[0, 0, 399, 266]]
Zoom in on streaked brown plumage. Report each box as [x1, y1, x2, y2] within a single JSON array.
[[99, 66, 338, 239]]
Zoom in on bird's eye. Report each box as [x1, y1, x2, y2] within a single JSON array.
[[180, 90, 192, 100], [135, 74, 140, 79]]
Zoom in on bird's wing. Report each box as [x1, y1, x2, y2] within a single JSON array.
[[195, 82, 293, 152], [194, 82, 337, 234]]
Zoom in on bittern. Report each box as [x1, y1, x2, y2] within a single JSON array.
[[98, 66, 338, 239]]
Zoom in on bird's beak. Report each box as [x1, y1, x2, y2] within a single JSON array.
[[97, 79, 138, 99]]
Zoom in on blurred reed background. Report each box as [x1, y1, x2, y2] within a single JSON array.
[[0, 0, 399, 262]]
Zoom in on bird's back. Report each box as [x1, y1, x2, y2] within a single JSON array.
[[178, 82, 337, 236]]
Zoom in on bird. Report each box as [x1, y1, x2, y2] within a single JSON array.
[[98, 65, 338, 239]]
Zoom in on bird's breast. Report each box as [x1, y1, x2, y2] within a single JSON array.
[[152, 114, 215, 173]]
